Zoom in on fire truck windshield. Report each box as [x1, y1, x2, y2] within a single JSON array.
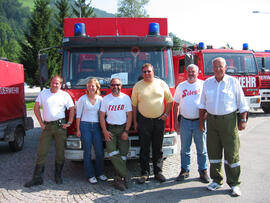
[[203, 53, 258, 75], [62, 47, 174, 88]]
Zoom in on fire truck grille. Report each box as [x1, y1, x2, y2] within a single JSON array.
[[261, 81, 270, 88]]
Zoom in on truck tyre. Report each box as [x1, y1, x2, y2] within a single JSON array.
[[261, 103, 270, 114], [9, 126, 25, 152]]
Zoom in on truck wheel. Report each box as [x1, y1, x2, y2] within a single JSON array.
[[261, 103, 270, 114], [9, 126, 25, 152]]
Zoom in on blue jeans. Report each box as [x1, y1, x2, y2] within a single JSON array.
[[180, 118, 208, 172], [80, 121, 104, 178]]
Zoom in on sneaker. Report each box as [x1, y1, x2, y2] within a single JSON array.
[[154, 173, 166, 183], [88, 177, 98, 184], [199, 170, 210, 183], [113, 177, 125, 191], [207, 182, 223, 191], [231, 186, 242, 196], [138, 175, 149, 184], [98, 175, 107, 181], [176, 170, 189, 181]]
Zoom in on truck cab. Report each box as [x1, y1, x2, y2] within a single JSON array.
[[56, 18, 178, 160], [173, 43, 261, 109], [254, 51, 270, 113]]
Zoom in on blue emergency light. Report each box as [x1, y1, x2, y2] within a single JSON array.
[[74, 23, 86, 36], [198, 42, 205, 50], [243, 43, 249, 50], [265, 50, 270, 52], [149, 23, 160, 35]]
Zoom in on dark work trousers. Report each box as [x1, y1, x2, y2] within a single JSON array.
[[137, 112, 165, 176], [207, 112, 241, 187], [106, 124, 129, 178], [36, 118, 67, 165]]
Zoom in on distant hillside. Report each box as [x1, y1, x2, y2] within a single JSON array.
[[94, 8, 115, 17], [18, 0, 115, 17]]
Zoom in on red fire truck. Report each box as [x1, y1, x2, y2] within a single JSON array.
[[173, 43, 261, 110], [254, 51, 270, 113], [0, 59, 33, 151], [39, 18, 177, 160]]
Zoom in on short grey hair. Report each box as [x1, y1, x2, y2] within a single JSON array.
[[212, 57, 227, 66], [186, 64, 199, 72]]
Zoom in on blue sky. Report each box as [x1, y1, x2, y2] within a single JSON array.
[[91, 0, 270, 51]]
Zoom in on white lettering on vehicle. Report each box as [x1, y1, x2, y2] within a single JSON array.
[[0, 87, 19, 95], [238, 77, 256, 88], [260, 75, 270, 80]]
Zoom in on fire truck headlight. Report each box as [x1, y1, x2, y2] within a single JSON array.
[[250, 98, 260, 104], [66, 137, 82, 149], [163, 136, 175, 146]]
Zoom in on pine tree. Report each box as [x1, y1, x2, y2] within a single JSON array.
[[19, 0, 53, 87], [51, 0, 71, 76], [71, 0, 96, 18]]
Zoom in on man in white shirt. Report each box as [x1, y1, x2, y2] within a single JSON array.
[[199, 57, 249, 197], [24, 76, 75, 187], [100, 78, 132, 191], [173, 64, 210, 183]]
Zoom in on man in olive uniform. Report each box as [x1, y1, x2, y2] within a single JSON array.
[[24, 75, 75, 187]]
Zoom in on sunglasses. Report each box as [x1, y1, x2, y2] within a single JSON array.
[[110, 84, 121, 87], [143, 70, 152, 74]]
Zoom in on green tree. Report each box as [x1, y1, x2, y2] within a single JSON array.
[[117, 0, 149, 17], [169, 32, 193, 51], [71, 0, 96, 17], [51, 0, 71, 76], [19, 0, 53, 87], [0, 22, 15, 46], [2, 39, 21, 62]]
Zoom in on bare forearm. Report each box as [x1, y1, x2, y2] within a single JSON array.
[[165, 102, 173, 115], [125, 111, 132, 131], [68, 107, 75, 123]]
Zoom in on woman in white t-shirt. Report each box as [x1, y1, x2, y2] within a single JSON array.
[[76, 78, 107, 184]]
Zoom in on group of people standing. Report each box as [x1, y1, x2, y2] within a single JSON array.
[[24, 57, 248, 197]]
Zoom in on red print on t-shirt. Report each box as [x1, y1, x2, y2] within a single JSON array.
[[182, 89, 200, 98], [108, 104, 125, 111]]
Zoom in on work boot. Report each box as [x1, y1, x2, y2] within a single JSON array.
[[113, 176, 125, 191], [155, 173, 166, 183], [24, 165, 44, 187], [55, 162, 64, 184], [124, 175, 131, 188]]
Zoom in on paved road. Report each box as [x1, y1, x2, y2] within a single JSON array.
[[0, 110, 269, 202]]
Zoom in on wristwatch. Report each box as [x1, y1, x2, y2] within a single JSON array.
[[240, 118, 247, 123], [67, 121, 72, 125], [163, 113, 168, 117]]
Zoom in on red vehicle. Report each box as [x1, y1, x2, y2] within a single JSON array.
[[254, 51, 270, 113], [0, 59, 33, 151], [173, 43, 261, 110], [39, 18, 177, 160]]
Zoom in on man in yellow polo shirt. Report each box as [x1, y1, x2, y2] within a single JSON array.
[[131, 63, 173, 184]]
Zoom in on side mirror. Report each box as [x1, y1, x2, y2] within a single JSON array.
[[38, 53, 48, 84], [184, 53, 194, 68]]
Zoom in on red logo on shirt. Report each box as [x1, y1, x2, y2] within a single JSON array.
[[182, 89, 200, 98], [108, 105, 124, 111]]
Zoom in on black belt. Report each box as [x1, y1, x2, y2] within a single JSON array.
[[182, 117, 199, 121], [208, 111, 236, 119], [107, 123, 126, 127], [44, 118, 65, 125]]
